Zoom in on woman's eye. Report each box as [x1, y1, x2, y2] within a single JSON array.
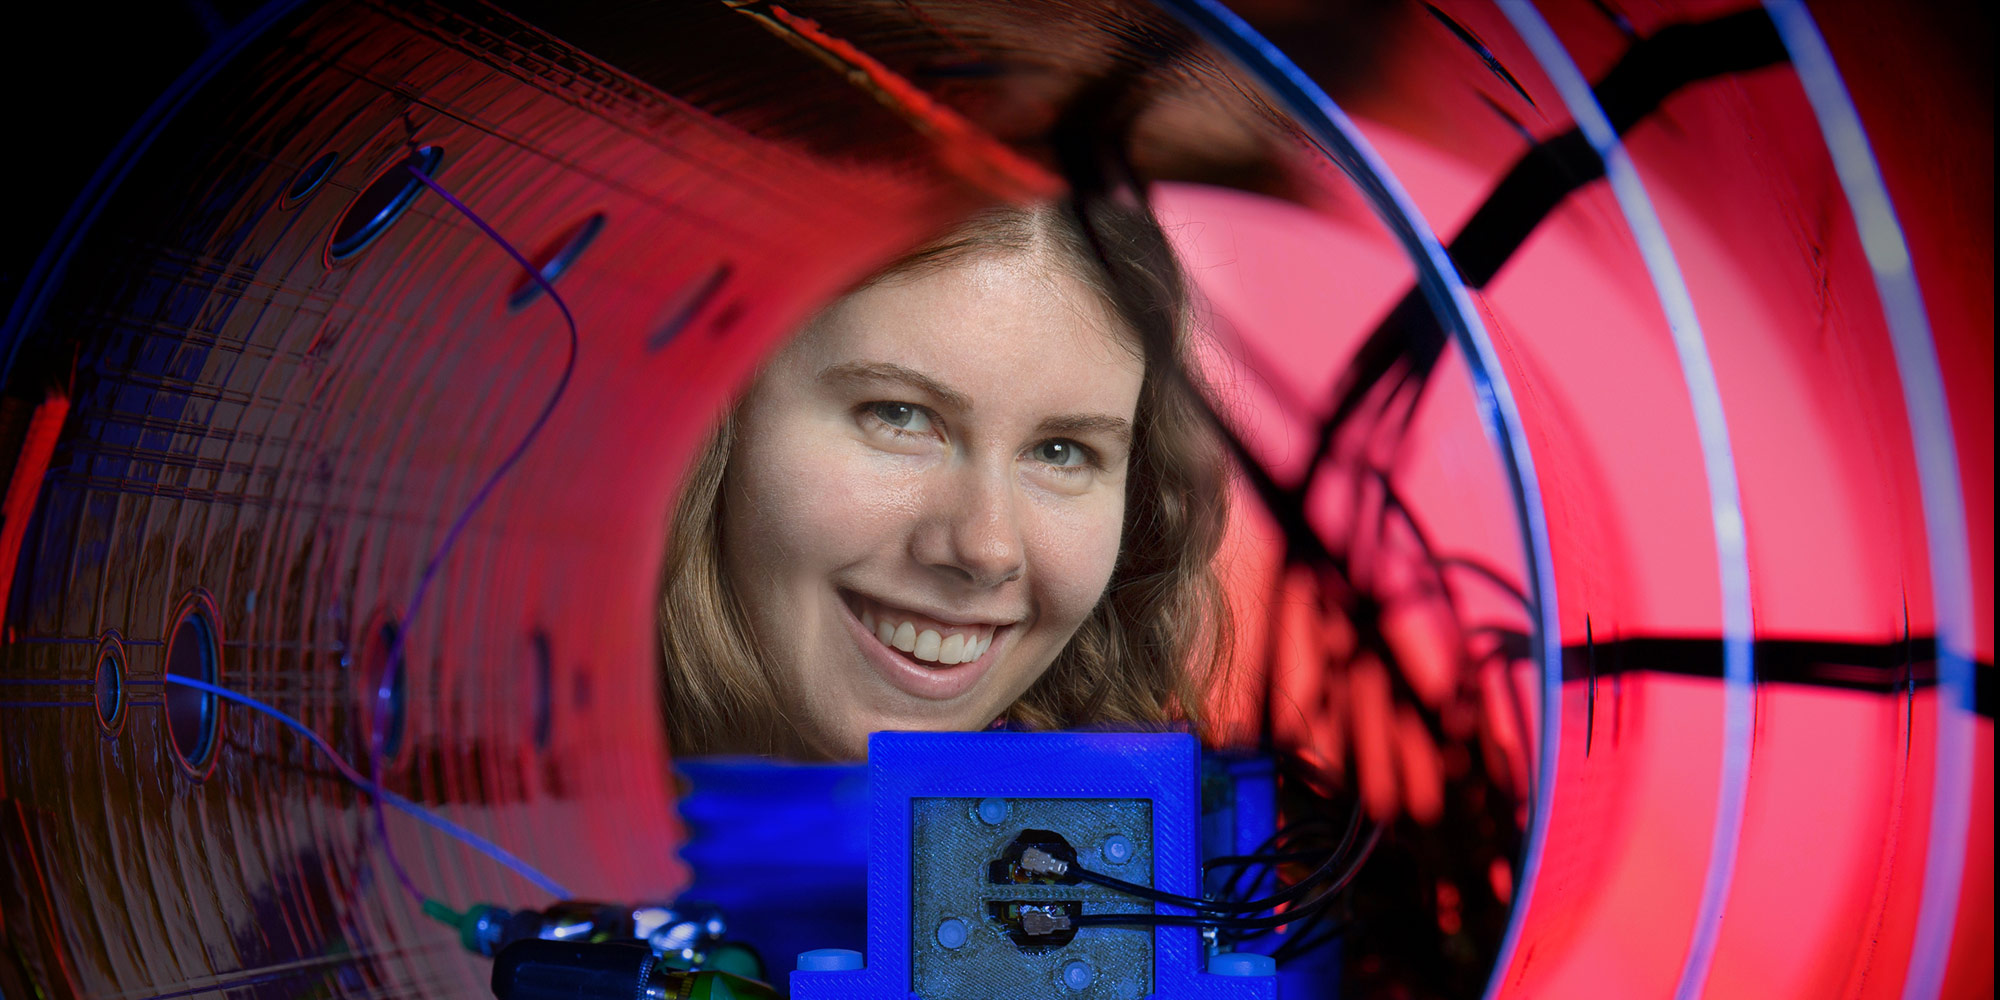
[[866, 401, 933, 434], [1032, 440, 1092, 468]]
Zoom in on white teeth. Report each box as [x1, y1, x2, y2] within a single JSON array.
[[857, 597, 997, 665]]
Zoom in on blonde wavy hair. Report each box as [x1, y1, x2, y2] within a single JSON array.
[[659, 200, 1233, 757]]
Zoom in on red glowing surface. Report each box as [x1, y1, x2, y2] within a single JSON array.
[[0, 1, 1987, 998]]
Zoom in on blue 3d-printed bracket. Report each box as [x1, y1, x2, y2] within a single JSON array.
[[790, 731, 1277, 999]]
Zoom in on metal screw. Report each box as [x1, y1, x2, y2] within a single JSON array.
[[1101, 834, 1133, 865], [976, 798, 1009, 825], [1063, 960, 1095, 990], [936, 918, 967, 950]]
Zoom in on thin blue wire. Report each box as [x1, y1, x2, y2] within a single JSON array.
[[1760, 5, 1979, 998], [0, 0, 584, 914], [1143, 6, 1566, 998], [1497, 8, 1757, 997], [160, 673, 570, 898], [357, 162, 581, 903]]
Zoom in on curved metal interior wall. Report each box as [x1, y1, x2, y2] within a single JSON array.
[[0, 1, 1989, 998]]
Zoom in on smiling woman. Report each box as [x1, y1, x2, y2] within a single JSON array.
[[659, 201, 1233, 759]]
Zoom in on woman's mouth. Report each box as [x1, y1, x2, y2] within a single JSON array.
[[837, 589, 1016, 702], [841, 591, 996, 667]]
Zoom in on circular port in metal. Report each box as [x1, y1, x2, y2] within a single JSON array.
[[94, 631, 127, 737], [508, 212, 605, 311], [281, 151, 339, 208], [326, 145, 443, 262], [357, 615, 408, 760], [164, 592, 224, 778]]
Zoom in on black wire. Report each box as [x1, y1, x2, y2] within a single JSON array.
[[1072, 826, 1384, 932], [1218, 840, 1340, 946], [1224, 798, 1362, 910], [1267, 911, 1329, 961], [1072, 796, 1363, 915], [1205, 814, 1338, 882], [1215, 823, 1300, 902], [1073, 869, 1244, 911], [1271, 914, 1348, 963], [1265, 860, 1358, 960], [1074, 825, 1380, 933], [1202, 849, 1325, 872], [1216, 769, 1362, 913]]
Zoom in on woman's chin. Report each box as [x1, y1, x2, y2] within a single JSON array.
[[814, 709, 982, 761]]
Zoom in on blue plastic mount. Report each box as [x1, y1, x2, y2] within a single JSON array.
[[789, 731, 1275, 1000]]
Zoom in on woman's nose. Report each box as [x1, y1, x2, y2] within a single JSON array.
[[912, 465, 1025, 588]]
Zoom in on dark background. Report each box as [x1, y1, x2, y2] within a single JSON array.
[[8, 0, 1988, 339]]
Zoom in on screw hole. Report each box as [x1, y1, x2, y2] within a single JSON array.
[[94, 632, 127, 737], [531, 629, 553, 750], [165, 594, 223, 778], [326, 145, 443, 262], [281, 151, 339, 208], [508, 213, 606, 312], [358, 616, 408, 760], [646, 262, 732, 352]]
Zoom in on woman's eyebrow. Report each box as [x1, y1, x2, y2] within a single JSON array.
[[818, 361, 971, 411], [1039, 413, 1132, 446]]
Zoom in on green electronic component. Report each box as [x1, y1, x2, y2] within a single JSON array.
[[658, 968, 782, 999]]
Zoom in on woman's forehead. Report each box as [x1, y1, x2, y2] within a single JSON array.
[[789, 255, 1143, 404]]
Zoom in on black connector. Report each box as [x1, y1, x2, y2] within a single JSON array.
[[491, 939, 653, 1000], [489, 939, 781, 1000]]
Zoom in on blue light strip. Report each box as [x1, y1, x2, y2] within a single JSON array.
[[1497, 8, 1757, 997], [162, 673, 572, 899], [1760, 6, 1978, 998], [1145, 5, 1566, 997]]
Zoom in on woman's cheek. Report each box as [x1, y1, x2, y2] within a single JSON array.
[[1028, 492, 1126, 622], [773, 440, 920, 561]]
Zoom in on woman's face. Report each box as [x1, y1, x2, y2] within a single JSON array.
[[721, 251, 1144, 759]]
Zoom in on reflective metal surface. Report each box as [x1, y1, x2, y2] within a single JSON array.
[[1, 1, 1989, 998]]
